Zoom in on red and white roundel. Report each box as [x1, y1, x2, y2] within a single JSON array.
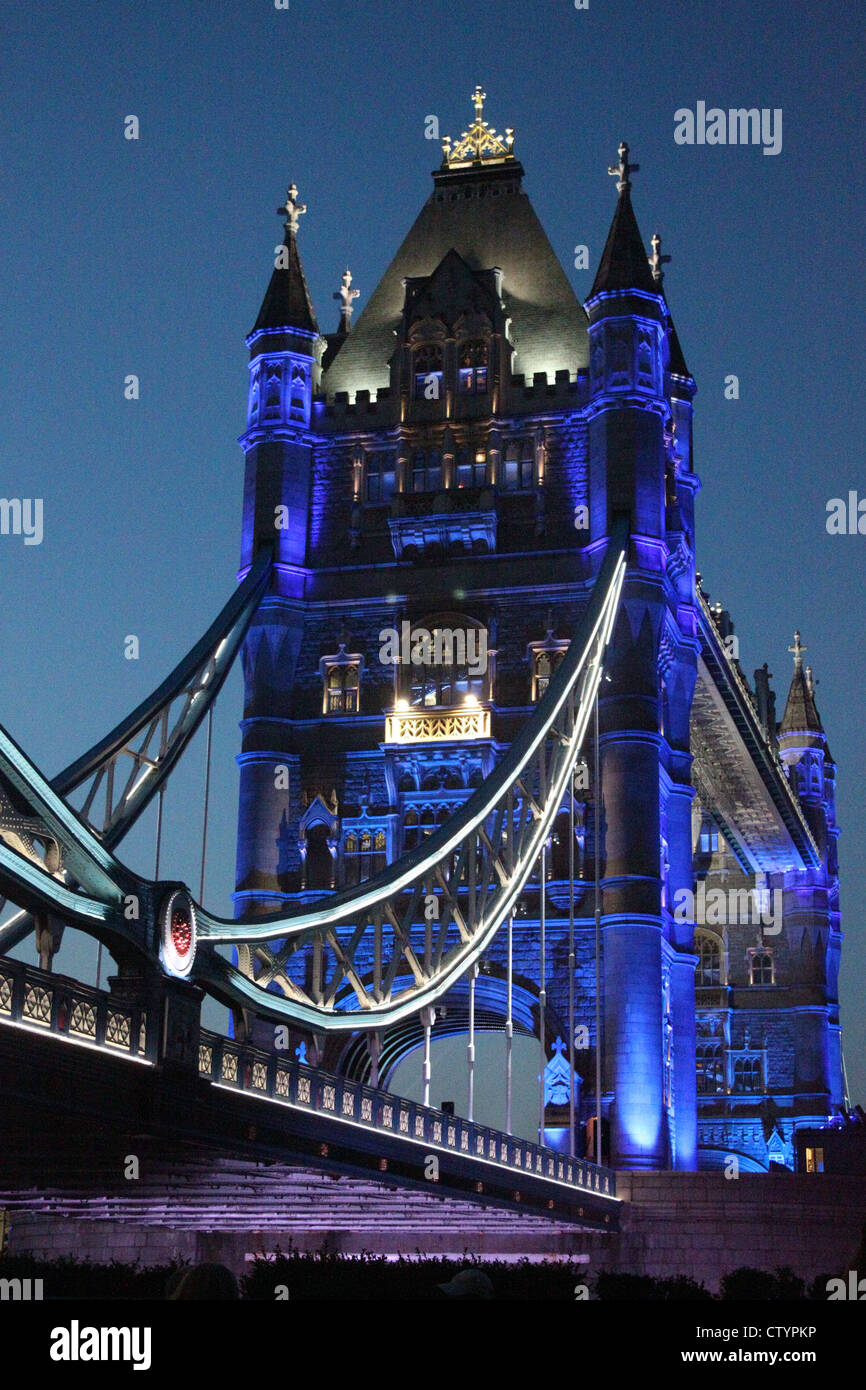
[[160, 891, 197, 978]]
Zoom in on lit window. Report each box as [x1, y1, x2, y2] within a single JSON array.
[[695, 932, 721, 987], [324, 663, 359, 715], [696, 1041, 725, 1095], [805, 1146, 824, 1174], [402, 618, 488, 708], [733, 1057, 763, 1093], [532, 648, 565, 702], [413, 345, 443, 400], [456, 447, 487, 488], [343, 827, 387, 885], [458, 339, 488, 394], [699, 825, 720, 854], [750, 952, 773, 986]]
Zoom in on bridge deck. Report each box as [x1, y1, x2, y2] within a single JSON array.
[[0, 958, 618, 1240]]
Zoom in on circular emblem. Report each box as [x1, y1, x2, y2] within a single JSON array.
[[160, 890, 197, 978]]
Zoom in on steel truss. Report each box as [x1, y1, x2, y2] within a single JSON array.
[[0, 522, 627, 1033]]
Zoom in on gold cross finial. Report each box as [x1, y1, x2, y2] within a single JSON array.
[[278, 182, 307, 235], [789, 630, 806, 670], [441, 87, 515, 169], [649, 232, 672, 284], [608, 140, 640, 193]]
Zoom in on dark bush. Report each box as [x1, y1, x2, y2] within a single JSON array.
[[719, 1266, 806, 1301]]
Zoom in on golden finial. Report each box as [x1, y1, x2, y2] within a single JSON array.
[[441, 87, 516, 170]]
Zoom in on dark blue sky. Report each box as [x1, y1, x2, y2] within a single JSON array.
[[2, 0, 865, 1098]]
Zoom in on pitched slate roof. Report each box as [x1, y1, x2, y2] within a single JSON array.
[[780, 666, 824, 736], [324, 164, 588, 398]]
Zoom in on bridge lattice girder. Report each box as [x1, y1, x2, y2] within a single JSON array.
[[0, 521, 627, 1031]]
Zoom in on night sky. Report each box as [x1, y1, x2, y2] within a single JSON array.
[[2, 1, 864, 1101]]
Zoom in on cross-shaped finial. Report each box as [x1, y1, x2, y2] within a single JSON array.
[[789, 630, 807, 670], [278, 182, 307, 236], [552, 1036, 566, 1057], [649, 232, 672, 285], [608, 140, 639, 193], [334, 267, 360, 331], [472, 85, 486, 122]]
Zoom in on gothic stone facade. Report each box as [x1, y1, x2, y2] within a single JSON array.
[[233, 102, 843, 1172]]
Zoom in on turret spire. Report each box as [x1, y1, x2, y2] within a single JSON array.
[[589, 142, 659, 298], [780, 631, 823, 735], [250, 179, 318, 337]]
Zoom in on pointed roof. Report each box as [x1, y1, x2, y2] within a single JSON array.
[[252, 229, 318, 336], [780, 632, 823, 735], [250, 185, 318, 337], [324, 161, 588, 397], [666, 312, 691, 378], [590, 185, 658, 297]]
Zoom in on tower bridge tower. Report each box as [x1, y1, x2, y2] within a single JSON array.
[[232, 92, 842, 1171]]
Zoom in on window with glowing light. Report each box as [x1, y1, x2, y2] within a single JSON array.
[[749, 951, 774, 986], [695, 931, 723, 987], [733, 1056, 763, 1093], [343, 828, 387, 885], [455, 446, 488, 489], [413, 344, 443, 400], [531, 647, 566, 701], [696, 1040, 725, 1095], [405, 625, 487, 708], [324, 663, 359, 715], [457, 339, 488, 394]]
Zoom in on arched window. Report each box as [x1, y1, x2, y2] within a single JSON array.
[[458, 339, 488, 394], [404, 808, 420, 851], [733, 1057, 762, 1093], [407, 619, 488, 708], [325, 663, 359, 714], [414, 344, 443, 400], [532, 648, 565, 701], [695, 932, 722, 987], [366, 452, 396, 504], [696, 1041, 725, 1095], [305, 823, 333, 890], [503, 439, 534, 491], [750, 951, 774, 986], [343, 827, 387, 885]]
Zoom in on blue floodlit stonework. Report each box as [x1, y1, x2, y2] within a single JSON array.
[[231, 96, 843, 1173]]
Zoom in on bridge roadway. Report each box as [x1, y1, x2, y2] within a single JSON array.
[[0, 957, 618, 1261]]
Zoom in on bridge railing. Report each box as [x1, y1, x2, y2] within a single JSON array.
[[199, 1027, 616, 1202], [0, 954, 616, 1203], [0, 957, 147, 1059]]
